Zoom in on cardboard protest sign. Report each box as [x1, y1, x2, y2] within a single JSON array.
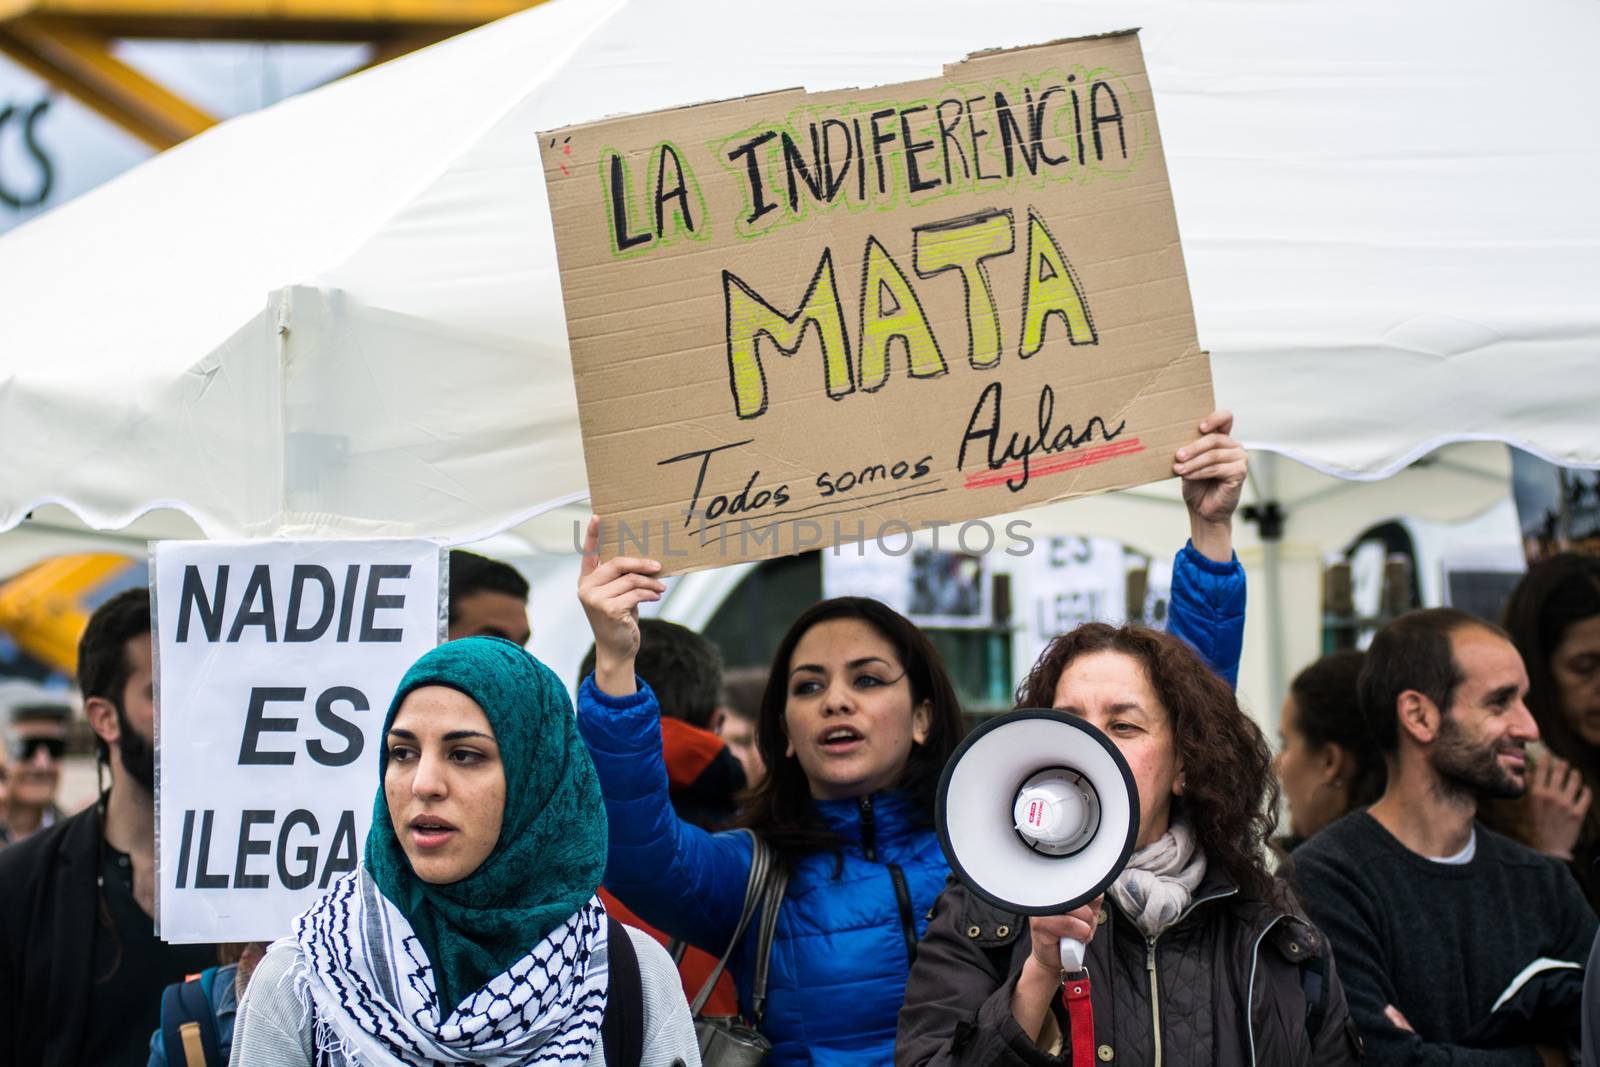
[[152, 539, 442, 942], [541, 30, 1212, 573]]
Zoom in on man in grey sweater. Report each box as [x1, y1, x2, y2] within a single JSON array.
[[1295, 609, 1595, 1066]]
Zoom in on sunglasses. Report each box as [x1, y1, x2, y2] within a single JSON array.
[[10, 736, 66, 762]]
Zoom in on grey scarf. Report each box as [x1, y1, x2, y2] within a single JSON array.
[[1107, 816, 1207, 938]]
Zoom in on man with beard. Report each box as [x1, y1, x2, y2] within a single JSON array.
[[1294, 609, 1596, 1066], [0, 589, 216, 1066]]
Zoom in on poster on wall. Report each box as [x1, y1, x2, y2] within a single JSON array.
[[823, 541, 991, 629]]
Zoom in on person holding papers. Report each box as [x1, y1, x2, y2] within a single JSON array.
[[233, 637, 699, 1066], [1293, 609, 1596, 1065]]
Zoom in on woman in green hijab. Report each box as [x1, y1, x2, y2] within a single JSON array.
[[233, 637, 700, 1066]]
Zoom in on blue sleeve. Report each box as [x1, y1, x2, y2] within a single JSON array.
[[1166, 540, 1246, 689], [576, 674, 754, 955], [146, 1028, 168, 1067]]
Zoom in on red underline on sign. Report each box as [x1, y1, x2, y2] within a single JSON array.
[[962, 438, 1146, 491]]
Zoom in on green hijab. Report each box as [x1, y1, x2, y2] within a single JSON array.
[[366, 636, 607, 1012]]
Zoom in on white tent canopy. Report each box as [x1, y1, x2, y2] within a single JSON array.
[[1, 0, 1597, 545]]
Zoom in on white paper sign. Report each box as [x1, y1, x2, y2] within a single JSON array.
[[153, 539, 443, 943], [1012, 537, 1129, 683]]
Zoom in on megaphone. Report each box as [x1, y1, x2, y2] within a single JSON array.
[[936, 709, 1139, 973]]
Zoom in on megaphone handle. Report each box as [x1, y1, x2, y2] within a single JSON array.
[[1059, 936, 1086, 975]]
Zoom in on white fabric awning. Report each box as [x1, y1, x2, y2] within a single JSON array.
[[2, 0, 1595, 543]]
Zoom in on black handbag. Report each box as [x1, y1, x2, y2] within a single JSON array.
[[690, 829, 788, 1066]]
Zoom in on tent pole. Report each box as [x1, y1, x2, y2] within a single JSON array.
[[1244, 454, 1289, 723]]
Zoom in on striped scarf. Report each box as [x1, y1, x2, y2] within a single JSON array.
[[271, 868, 608, 1065]]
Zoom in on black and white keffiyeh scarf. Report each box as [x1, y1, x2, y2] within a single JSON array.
[[272, 869, 609, 1066]]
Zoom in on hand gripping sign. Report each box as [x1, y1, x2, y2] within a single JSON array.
[[152, 539, 444, 943], [542, 30, 1212, 574]]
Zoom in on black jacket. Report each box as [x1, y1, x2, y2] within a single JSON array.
[[896, 867, 1363, 1066], [0, 802, 104, 1067], [1293, 813, 1593, 1064]]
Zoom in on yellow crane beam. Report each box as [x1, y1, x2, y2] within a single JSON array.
[[1, 16, 217, 146], [0, 552, 133, 675], [0, 0, 539, 39], [0, 0, 545, 149]]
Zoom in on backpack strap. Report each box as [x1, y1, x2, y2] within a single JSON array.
[[602, 918, 644, 1067], [160, 968, 222, 1067], [197, 965, 216, 1006]]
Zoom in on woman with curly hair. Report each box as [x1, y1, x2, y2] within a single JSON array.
[[895, 625, 1360, 1066]]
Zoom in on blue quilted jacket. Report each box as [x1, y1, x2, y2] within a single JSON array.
[[576, 541, 1243, 1065]]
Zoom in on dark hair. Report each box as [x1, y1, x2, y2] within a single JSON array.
[[447, 550, 529, 622], [1015, 622, 1283, 905], [10, 703, 70, 726], [79, 589, 152, 705], [78, 588, 152, 762], [579, 619, 724, 728], [720, 666, 768, 725], [1358, 608, 1506, 754], [1289, 651, 1386, 809], [738, 598, 964, 869], [1501, 554, 1600, 771]]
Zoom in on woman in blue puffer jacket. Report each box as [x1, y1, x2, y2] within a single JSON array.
[[575, 413, 1250, 1065]]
